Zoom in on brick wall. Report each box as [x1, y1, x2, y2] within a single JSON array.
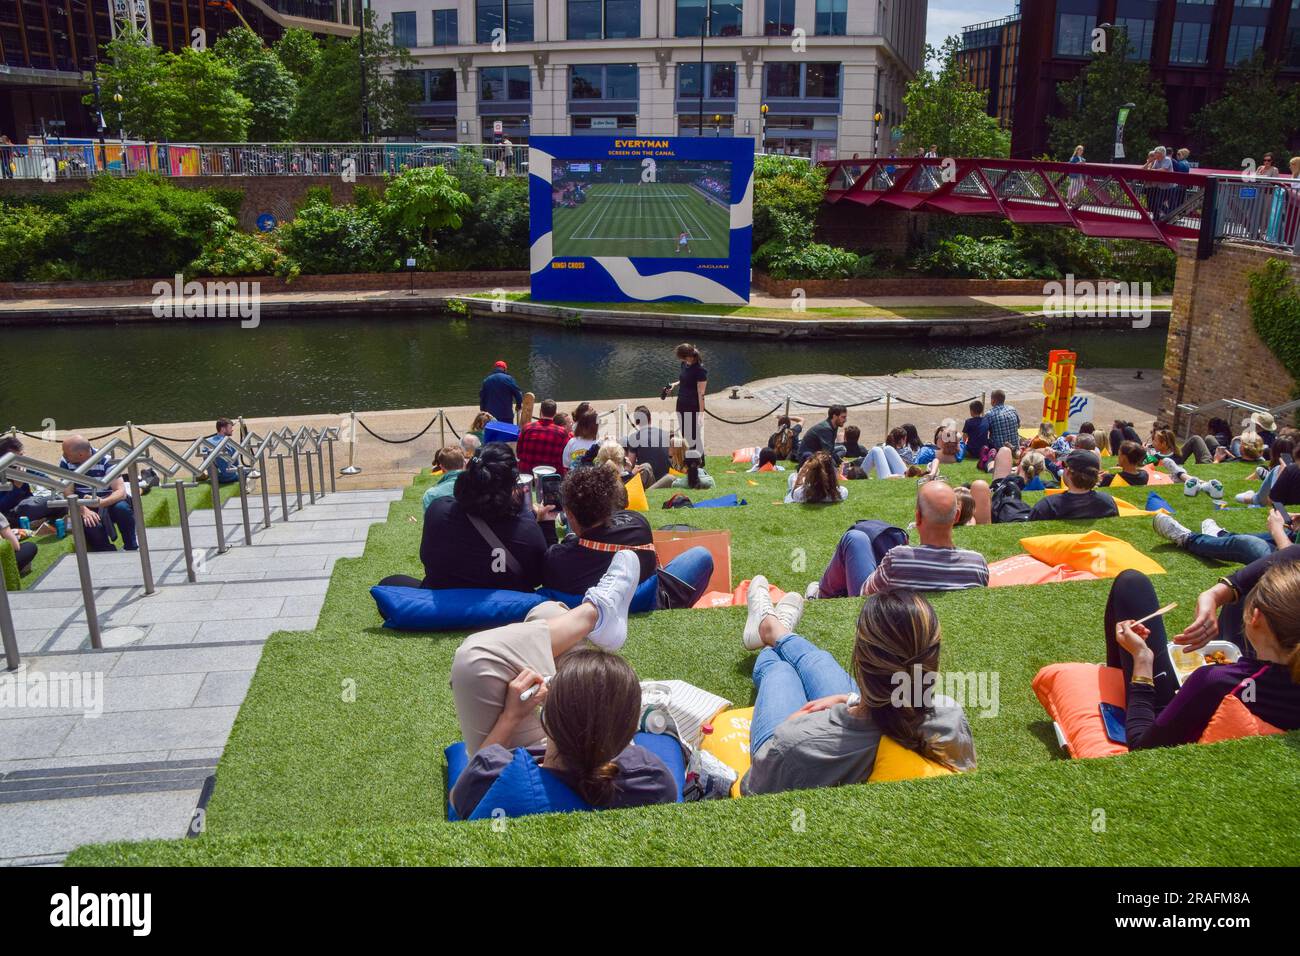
[[814, 203, 930, 255], [1160, 240, 1299, 431]]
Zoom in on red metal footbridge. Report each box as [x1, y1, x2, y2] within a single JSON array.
[[817, 157, 1223, 250]]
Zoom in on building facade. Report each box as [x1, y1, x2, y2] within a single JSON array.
[[0, 1, 357, 140], [958, 0, 1300, 159], [954, 12, 1019, 129], [368, 0, 927, 158]]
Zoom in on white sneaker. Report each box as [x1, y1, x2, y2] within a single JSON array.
[[1203, 479, 1225, 500], [1183, 476, 1201, 497], [804, 581, 821, 600], [774, 592, 805, 636], [1153, 512, 1192, 547], [1201, 518, 1225, 537], [1235, 491, 1255, 505], [1255, 466, 1269, 481], [583, 550, 640, 650], [743, 575, 776, 651]]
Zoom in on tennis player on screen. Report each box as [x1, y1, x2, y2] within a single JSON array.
[[677, 231, 691, 254]]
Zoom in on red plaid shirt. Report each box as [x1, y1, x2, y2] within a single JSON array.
[[516, 418, 571, 475]]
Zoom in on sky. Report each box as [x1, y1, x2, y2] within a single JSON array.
[[925, 0, 1019, 56]]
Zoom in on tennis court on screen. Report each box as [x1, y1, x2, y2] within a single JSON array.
[[551, 181, 732, 259]]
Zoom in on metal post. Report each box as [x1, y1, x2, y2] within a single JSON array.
[[784, 397, 791, 423], [327, 438, 337, 493], [125, 420, 136, 445], [125, 461, 155, 595], [175, 480, 197, 583], [438, 409, 446, 452], [237, 465, 253, 546], [291, 448, 304, 512], [277, 455, 290, 523], [259, 452, 272, 530], [316, 439, 326, 499], [306, 449, 317, 505], [884, 393, 892, 433], [209, 463, 229, 555], [64, 496, 102, 650], [0, 570, 20, 671], [341, 410, 362, 476]]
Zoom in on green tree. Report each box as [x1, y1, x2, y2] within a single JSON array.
[[1046, 28, 1167, 162], [166, 48, 251, 141], [89, 27, 175, 140], [380, 166, 472, 250], [273, 27, 322, 83], [290, 16, 417, 140], [899, 36, 1010, 157], [1189, 51, 1300, 169], [215, 27, 297, 140]]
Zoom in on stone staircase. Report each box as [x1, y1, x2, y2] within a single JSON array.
[[0, 487, 402, 865]]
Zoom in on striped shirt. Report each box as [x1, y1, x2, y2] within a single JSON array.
[[862, 544, 989, 596]]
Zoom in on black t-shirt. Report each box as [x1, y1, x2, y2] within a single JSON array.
[[624, 427, 671, 480], [543, 510, 657, 593], [420, 496, 547, 591], [962, 416, 989, 456], [1099, 470, 1149, 487], [1271, 463, 1300, 506], [677, 362, 707, 412], [1028, 490, 1120, 521]]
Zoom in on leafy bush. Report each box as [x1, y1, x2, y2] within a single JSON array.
[[59, 174, 228, 279], [754, 240, 865, 280], [276, 196, 392, 274], [0, 203, 66, 282], [753, 155, 828, 250], [914, 235, 1053, 280], [1010, 226, 1177, 292], [189, 227, 290, 278], [429, 157, 529, 270], [1247, 257, 1300, 397]]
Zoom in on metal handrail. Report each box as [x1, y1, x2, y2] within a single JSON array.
[[1174, 396, 1299, 440], [0, 426, 340, 668]]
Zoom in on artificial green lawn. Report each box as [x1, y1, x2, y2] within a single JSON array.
[[67, 457, 1300, 866]]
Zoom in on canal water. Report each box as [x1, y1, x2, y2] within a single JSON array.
[[0, 313, 1167, 429]]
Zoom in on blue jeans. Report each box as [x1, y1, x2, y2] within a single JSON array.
[[750, 634, 856, 754], [82, 499, 137, 552], [661, 546, 714, 607], [1240, 465, 1281, 506], [866, 445, 907, 479], [1184, 531, 1274, 565], [817, 529, 877, 598]]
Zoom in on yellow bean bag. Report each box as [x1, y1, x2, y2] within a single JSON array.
[[866, 735, 955, 782], [624, 472, 649, 512], [1019, 529, 1166, 578]]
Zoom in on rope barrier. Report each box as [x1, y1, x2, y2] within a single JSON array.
[[887, 393, 983, 408], [789, 397, 882, 410], [355, 414, 442, 445], [443, 413, 462, 441], [135, 426, 202, 442], [14, 426, 124, 442], [703, 402, 785, 426]]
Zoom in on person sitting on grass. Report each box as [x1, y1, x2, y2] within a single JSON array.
[[841, 425, 867, 461], [863, 429, 910, 479], [768, 415, 804, 463], [785, 452, 846, 504], [450, 645, 678, 819], [1099, 440, 1150, 487], [1215, 430, 1265, 464], [201, 418, 242, 484], [1232, 437, 1296, 506], [516, 399, 571, 476], [1151, 427, 1213, 468], [737, 584, 976, 796], [449, 548, 639, 756], [379, 443, 546, 593], [593, 440, 654, 490], [468, 412, 494, 443], [563, 411, 601, 471], [421, 446, 467, 511], [1155, 503, 1299, 566], [807, 480, 988, 598], [961, 400, 990, 462], [1108, 419, 1143, 456], [798, 406, 846, 465], [749, 446, 786, 473], [0, 510, 36, 575], [459, 433, 482, 460], [1091, 561, 1300, 749], [1027, 449, 1118, 521]]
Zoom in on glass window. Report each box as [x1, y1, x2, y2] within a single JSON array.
[[391, 11, 417, 48], [429, 68, 456, 101], [606, 64, 638, 98], [507, 0, 534, 42], [1055, 14, 1097, 56], [678, 62, 735, 98], [1116, 18, 1154, 59], [805, 62, 840, 98], [764, 63, 800, 98], [476, 0, 503, 42], [568, 0, 602, 39], [677, 0, 740, 38], [1227, 23, 1266, 62], [571, 66, 603, 99], [1288, 0, 1300, 68], [481, 66, 531, 101], [1170, 0, 1215, 65], [477, 0, 532, 43], [605, 0, 640, 38], [815, 0, 846, 36], [710, 63, 735, 97], [433, 9, 458, 45], [764, 0, 795, 37]]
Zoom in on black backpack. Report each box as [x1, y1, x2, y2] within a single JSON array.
[[849, 519, 910, 563], [769, 426, 796, 461], [990, 478, 1032, 523]]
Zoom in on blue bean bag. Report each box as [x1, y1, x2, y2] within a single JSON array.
[[537, 574, 660, 614], [692, 493, 746, 509], [371, 586, 550, 631], [444, 732, 686, 821]]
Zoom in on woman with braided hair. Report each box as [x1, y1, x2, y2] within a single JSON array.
[[737, 584, 976, 796]]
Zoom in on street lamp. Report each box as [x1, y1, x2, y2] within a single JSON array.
[[697, 7, 711, 135], [359, 0, 371, 143], [713, 113, 722, 137]]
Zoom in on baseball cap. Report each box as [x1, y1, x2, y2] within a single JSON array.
[[1062, 449, 1101, 470], [494, 360, 508, 370]]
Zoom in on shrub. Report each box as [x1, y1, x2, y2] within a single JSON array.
[[429, 157, 529, 270], [754, 240, 864, 280], [59, 174, 227, 279], [276, 197, 392, 274], [1247, 257, 1300, 397], [913, 234, 1053, 280], [0, 203, 66, 282], [753, 155, 828, 250], [189, 227, 290, 278]]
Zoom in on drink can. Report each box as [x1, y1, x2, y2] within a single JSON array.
[[18, 516, 29, 530], [55, 518, 66, 538]]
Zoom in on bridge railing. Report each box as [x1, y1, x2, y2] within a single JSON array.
[[1205, 175, 1300, 253], [1, 141, 530, 180]]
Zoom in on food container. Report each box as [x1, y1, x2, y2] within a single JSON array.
[[1167, 640, 1241, 685]]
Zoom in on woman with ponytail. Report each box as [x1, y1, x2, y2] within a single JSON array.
[[1098, 557, 1300, 748], [738, 582, 976, 796], [449, 646, 677, 819], [785, 451, 847, 503]]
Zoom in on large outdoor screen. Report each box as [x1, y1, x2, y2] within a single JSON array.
[[528, 136, 754, 304]]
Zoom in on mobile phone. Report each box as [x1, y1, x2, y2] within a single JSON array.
[[1271, 499, 1292, 524], [1099, 702, 1127, 745]]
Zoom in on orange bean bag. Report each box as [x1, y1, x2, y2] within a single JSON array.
[[987, 553, 1100, 587], [1032, 662, 1285, 759], [731, 447, 759, 464], [692, 579, 787, 609]]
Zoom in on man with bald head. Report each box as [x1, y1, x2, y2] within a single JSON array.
[[59, 434, 137, 552], [809, 478, 988, 598]]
